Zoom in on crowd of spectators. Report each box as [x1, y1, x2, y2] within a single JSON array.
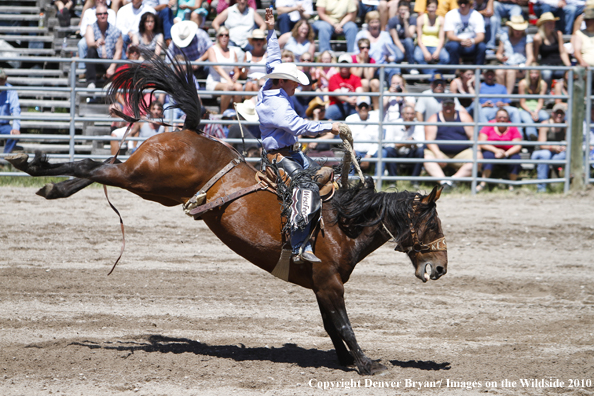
[[5, 0, 592, 192]]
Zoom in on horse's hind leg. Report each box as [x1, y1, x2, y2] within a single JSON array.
[[7, 152, 106, 178], [36, 158, 123, 199]]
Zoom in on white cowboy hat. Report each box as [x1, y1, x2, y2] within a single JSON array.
[[536, 12, 560, 27], [171, 21, 198, 48], [262, 62, 309, 85], [248, 29, 266, 43], [234, 99, 259, 122]]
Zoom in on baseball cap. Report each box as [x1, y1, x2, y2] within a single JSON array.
[[552, 103, 566, 113], [442, 97, 455, 105], [222, 109, 236, 118], [338, 53, 352, 63], [431, 73, 445, 82], [356, 96, 371, 106]]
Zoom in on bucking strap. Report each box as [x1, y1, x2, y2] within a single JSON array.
[[188, 182, 267, 219]]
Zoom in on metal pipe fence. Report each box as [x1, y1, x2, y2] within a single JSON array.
[[0, 57, 591, 193]]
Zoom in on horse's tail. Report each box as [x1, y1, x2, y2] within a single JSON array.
[[107, 46, 202, 132]]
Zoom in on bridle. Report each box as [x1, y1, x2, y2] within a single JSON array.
[[382, 196, 447, 257]]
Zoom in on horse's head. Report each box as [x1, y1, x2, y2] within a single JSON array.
[[395, 186, 447, 283]]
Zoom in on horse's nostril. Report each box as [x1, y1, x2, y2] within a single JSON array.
[[436, 266, 445, 275]]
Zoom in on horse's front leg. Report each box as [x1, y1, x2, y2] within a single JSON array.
[[316, 296, 355, 367], [314, 274, 388, 375]]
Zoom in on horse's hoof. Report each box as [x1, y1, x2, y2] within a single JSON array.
[[369, 361, 388, 375], [36, 183, 56, 199], [358, 360, 388, 375], [5, 153, 29, 170]]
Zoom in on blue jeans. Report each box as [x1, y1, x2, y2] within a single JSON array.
[[312, 20, 358, 53], [479, 105, 522, 135], [77, 37, 87, 69], [531, 149, 566, 191], [325, 102, 356, 121], [1, 124, 18, 153], [482, 150, 521, 175], [413, 46, 449, 76], [159, 8, 174, 41], [277, 13, 296, 35], [541, 69, 566, 92], [384, 38, 415, 82], [519, 109, 549, 140], [445, 40, 486, 65], [491, 2, 523, 49]]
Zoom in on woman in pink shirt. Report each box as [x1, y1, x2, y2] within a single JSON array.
[[477, 108, 522, 191]]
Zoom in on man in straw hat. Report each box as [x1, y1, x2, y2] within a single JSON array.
[[257, 7, 341, 264], [167, 21, 213, 70]]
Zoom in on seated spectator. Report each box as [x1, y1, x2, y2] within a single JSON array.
[[227, 99, 261, 156], [212, 0, 266, 51], [450, 68, 475, 114], [243, 30, 267, 97], [298, 52, 314, 74], [0, 68, 21, 154], [518, 68, 549, 141], [54, 0, 76, 26], [444, 0, 487, 65], [116, 0, 156, 56], [347, 96, 396, 174], [326, 54, 364, 120], [205, 27, 244, 113], [305, 97, 329, 120], [386, 2, 418, 75], [491, 0, 523, 54], [217, 0, 256, 14], [312, 0, 358, 53], [572, 7, 594, 67], [477, 108, 522, 191], [495, 15, 533, 95], [530, 103, 567, 192], [85, 4, 123, 89], [415, 73, 465, 121], [110, 99, 165, 155], [278, 19, 316, 59], [275, 0, 314, 35], [384, 73, 416, 122], [355, 12, 396, 79], [477, 69, 521, 135], [533, 0, 584, 35], [174, 0, 208, 25], [78, 0, 117, 69], [142, 0, 174, 46], [351, 38, 380, 110], [311, 50, 338, 95], [414, 0, 459, 17], [414, 0, 449, 77], [358, 0, 390, 30], [423, 97, 479, 190], [385, 104, 425, 178], [532, 12, 572, 89], [167, 21, 212, 78], [132, 12, 164, 59]]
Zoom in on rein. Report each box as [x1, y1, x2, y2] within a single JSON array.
[[383, 196, 447, 256]]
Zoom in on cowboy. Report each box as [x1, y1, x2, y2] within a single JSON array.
[[257, 7, 341, 264]]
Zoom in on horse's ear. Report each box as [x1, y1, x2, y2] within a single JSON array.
[[421, 185, 442, 204]]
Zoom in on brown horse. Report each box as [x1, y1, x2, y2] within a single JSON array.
[[6, 52, 448, 375]]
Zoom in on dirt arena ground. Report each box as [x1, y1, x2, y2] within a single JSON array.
[[1, 185, 593, 395]]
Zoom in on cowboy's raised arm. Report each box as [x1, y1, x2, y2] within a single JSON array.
[[265, 7, 281, 74]]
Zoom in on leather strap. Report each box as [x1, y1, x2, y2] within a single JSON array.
[[189, 182, 267, 218]]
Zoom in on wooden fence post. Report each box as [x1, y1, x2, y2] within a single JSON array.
[[570, 67, 585, 191]]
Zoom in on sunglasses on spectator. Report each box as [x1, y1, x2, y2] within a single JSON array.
[[301, 58, 312, 61], [96, 12, 108, 15], [218, 33, 229, 37], [359, 46, 370, 50]]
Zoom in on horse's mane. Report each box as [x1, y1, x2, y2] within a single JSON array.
[[331, 183, 439, 245], [107, 46, 202, 132]]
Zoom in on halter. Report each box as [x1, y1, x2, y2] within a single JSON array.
[[382, 196, 447, 256]]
